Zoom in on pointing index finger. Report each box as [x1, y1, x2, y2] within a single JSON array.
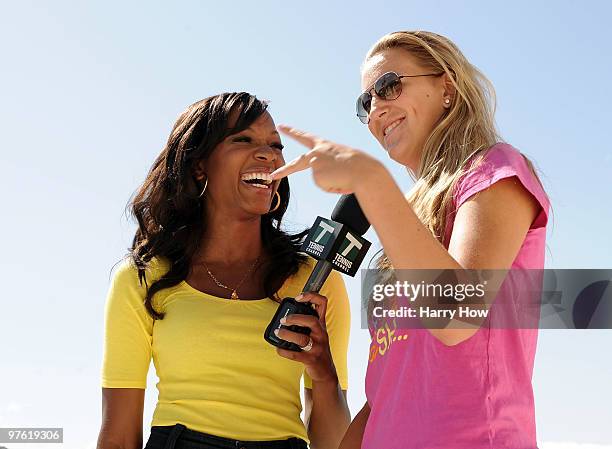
[[277, 125, 320, 149], [270, 125, 323, 180]]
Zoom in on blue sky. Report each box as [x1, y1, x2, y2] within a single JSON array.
[[0, 1, 611, 448]]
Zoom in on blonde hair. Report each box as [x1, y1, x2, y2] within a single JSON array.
[[365, 31, 541, 269]]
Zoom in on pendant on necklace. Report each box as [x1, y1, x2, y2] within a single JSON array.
[[231, 290, 239, 300]]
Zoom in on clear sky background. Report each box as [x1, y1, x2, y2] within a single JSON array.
[[1, 1, 611, 448]]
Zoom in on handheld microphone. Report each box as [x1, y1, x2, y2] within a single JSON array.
[[264, 194, 372, 351]]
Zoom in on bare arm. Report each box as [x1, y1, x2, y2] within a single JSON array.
[[96, 388, 145, 449], [338, 401, 370, 449], [270, 129, 540, 346], [304, 386, 351, 449], [277, 289, 351, 449], [356, 167, 539, 345]]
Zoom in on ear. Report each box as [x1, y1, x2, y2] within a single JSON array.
[[192, 159, 207, 180], [440, 72, 456, 108]]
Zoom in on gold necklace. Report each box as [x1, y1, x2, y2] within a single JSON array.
[[198, 257, 260, 300]]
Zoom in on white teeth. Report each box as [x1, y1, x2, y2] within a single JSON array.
[[240, 172, 273, 185], [384, 119, 403, 136]]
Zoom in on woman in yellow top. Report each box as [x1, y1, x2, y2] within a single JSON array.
[[97, 92, 351, 449]]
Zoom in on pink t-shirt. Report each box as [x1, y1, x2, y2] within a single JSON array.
[[362, 143, 550, 449]]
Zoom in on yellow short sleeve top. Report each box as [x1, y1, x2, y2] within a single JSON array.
[[101, 255, 350, 443]]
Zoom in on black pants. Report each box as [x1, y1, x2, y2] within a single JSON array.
[[144, 424, 309, 449]]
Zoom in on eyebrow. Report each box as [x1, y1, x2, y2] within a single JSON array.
[[236, 129, 280, 136]]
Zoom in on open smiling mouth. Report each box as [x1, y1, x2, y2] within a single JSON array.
[[240, 172, 274, 189], [383, 117, 405, 138]]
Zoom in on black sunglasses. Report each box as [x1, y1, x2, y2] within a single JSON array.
[[356, 71, 443, 124]]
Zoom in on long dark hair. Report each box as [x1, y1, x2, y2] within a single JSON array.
[[123, 92, 308, 320]]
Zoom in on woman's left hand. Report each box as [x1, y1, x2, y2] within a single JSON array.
[[270, 125, 384, 194], [275, 292, 338, 383]]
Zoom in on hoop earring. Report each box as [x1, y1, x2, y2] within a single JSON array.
[[197, 176, 208, 198], [268, 191, 281, 213]]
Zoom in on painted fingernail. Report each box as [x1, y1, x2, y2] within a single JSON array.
[[274, 329, 280, 336], [279, 317, 287, 324], [295, 294, 304, 301]]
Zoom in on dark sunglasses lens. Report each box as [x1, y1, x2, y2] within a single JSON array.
[[376, 72, 402, 100], [356, 93, 371, 123]]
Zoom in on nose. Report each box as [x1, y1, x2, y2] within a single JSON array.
[[254, 146, 278, 162], [369, 95, 389, 121], [368, 96, 388, 131]]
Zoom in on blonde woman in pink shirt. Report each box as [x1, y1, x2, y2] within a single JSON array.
[[271, 31, 550, 448]]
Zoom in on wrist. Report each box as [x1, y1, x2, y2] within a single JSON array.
[[309, 359, 339, 385], [311, 371, 339, 387], [355, 159, 390, 196]]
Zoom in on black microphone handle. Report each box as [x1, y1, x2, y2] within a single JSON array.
[[302, 260, 334, 294]]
